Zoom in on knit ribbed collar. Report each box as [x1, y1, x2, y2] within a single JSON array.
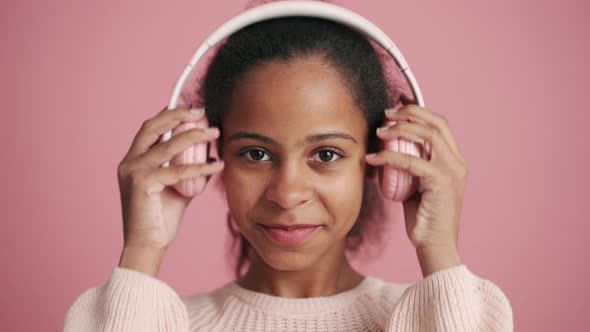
[[217, 276, 382, 315]]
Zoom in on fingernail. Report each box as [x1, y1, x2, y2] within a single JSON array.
[[385, 107, 401, 116], [376, 125, 391, 134], [366, 153, 383, 162], [204, 127, 219, 135], [366, 153, 378, 159], [190, 108, 204, 116]]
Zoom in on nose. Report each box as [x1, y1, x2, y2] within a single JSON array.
[[264, 161, 313, 210]]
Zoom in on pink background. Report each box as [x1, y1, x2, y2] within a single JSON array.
[[1, 0, 589, 330]]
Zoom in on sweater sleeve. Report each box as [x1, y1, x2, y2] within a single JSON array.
[[63, 267, 189, 332], [386, 264, 513, 332]]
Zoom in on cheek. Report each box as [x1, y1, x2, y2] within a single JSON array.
[[221, 165, 264, 222], [317, 164, 365, 228]]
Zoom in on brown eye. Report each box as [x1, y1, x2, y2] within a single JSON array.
[[242, 148, 270, 161], [311, 149, 342, 163]]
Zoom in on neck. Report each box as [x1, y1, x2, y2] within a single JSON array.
[[237, 242, 364, 298]]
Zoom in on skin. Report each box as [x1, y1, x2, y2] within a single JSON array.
[[220, 57, 367, 297], [116, 55, 466, 294]]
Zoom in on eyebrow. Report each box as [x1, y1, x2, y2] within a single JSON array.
[[226, 131, 358, 145]]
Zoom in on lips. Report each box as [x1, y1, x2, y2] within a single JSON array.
[[258, 223, 321, 245], [262, 223, 320, 230]]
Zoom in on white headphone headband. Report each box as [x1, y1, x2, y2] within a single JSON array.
[[164, 0, 424, 143]]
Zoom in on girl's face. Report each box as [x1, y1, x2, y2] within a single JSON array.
[[221, 57, 369, 271]]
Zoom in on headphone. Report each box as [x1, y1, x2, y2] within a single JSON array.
[[160, 0, 426, 201]]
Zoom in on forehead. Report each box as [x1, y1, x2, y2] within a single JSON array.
[[223, 58, 367, 143]]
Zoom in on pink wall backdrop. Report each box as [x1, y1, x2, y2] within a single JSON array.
[[1, 0, 588, 330]]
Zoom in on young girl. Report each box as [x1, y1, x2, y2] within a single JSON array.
[[64, 6, 513, 332]]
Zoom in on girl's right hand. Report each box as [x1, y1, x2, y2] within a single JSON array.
[[116, 106, 223, 255]]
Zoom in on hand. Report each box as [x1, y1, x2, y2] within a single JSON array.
[[116, 106, 223, 253], [366, 96, 468, 259]]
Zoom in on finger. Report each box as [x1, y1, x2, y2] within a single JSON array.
[[365, 150, 431, 179], [376, 121, 454, 161], [131, 127, 220, 170], [126, 106, 206, 160], [385, 94, 427, 127], [385, 105, 462, 158], [384, 108, 427, 127], [384, 92, 419, 124], [128, 106, 205, 158], [142, 160, 225, 194]]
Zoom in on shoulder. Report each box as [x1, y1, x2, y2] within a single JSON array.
[[359, 276, 413, 313], [398, 264, 512, 307], [360, 264, 512, 309]]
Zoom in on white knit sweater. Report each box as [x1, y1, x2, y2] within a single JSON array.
[[63, 264, 513, 331]]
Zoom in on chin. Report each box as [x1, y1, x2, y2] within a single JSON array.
[[256, 247, 320, 271], [245, 231, 321, 271]]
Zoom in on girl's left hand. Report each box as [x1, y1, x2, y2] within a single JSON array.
[[365, 96, 469, 254]]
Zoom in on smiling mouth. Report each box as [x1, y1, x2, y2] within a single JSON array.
[[260, 223, 321, 231], [257, 223, 322, 245]]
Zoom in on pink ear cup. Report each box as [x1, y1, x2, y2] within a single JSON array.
[[168, 115, 210, 197], [378, 120, 422, 201]]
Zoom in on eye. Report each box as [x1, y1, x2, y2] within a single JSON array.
[[311, 148, 343, 163], [240, 148, 271, 161]]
